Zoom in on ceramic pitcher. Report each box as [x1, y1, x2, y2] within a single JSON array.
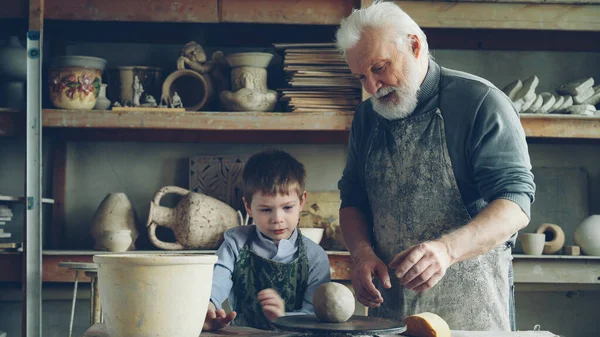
[[147, 186, 239, 250]]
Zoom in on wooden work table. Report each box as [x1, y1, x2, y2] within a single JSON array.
[[81, 323, 559, 337]]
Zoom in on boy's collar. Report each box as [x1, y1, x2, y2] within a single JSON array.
[[255, 226, 298, 245]]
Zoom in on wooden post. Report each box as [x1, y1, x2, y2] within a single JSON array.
[[51, 140, 67, 248]]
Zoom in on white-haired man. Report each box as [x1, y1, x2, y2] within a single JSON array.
[[336, 1, 535, 331]]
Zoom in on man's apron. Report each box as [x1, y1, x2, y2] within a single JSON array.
[[364, 98, 511, 330], [231, 230, 309, 330]]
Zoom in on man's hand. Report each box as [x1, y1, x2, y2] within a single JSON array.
[[351, 249, 391, 308], [388, 241, 451, 292], [203, 302, 236, 331], [257, 288, 285, 321]]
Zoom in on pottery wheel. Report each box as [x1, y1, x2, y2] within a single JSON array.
[[272, 315, 406, 336]]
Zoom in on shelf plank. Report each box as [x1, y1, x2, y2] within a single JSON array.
[[41, 109, 600, 139], [0, 0, 27, 19], [42, 109, 354, 131], [45, 0, 219, 23], [220, 0, 354, 25], [394, 0, 600, 31], [520, 115, 600, 139]]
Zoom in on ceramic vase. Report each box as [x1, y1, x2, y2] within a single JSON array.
[[94, 83, 111, 110], [519, 233, 545, 255], [147, 186, 239, 250], [94, 254, 217, 337], [90, 193, 139, 251], [0, 36, 27, 81], [101, 229, 132, 252], [49, 56, 107, 110], [219, 52, 277, 112], [574, 215, 600, 256]]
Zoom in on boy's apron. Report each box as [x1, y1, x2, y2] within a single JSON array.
[[232, 230, 309, 330], [364, 92, 511, 330]]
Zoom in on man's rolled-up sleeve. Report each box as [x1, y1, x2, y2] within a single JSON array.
[[468, 88, 536, 218]]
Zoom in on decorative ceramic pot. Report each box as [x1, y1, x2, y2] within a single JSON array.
[[101, 229, 132, 252], [147, 186, 239, 250], [94, 254, 217, 337], [94, 83, 111, 110], [0, 81, 26, 108], [574, 215, 600, 256], [161, 69, 214, 111], [49, 56, 106, 110], [90, 193, 139, 251], [219, 52, 277, 112], [0, 36, 27, 81], [107, 66, 162, 106]]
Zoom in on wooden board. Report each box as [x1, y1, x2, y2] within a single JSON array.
[[394, 0, 600, 31], [220, 0, 354, 25], [45, 0, 219, 23]]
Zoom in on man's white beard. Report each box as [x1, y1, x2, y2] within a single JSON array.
[[370, 56, 421, 120]]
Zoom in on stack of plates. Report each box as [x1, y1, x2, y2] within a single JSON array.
[[274, 43, 361, 114]]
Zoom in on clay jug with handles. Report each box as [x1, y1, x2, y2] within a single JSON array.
[[147, 186, 239, 250]]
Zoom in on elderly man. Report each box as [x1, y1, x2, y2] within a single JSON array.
[[336, 1, 535, 331]]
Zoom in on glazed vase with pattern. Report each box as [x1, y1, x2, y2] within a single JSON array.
[[49, 56, 106, 110]]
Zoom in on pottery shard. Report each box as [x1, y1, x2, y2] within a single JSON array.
[[524, 94, 544, 114], [553, 96, 574, 114], [572, 86, 595, 104], [582, 86, 600, 106], [563, 104, 596, 116], [513, 75, 538, 106], [519, 94, 537, 113], [547, 95, 565, 114], [535, 92, 556, 114], [556, 77, 594, 96], [502, 79, 523, 101]]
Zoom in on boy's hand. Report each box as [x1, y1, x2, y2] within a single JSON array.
[[257, 288, 285, 321], [203, 302, 236, 331]]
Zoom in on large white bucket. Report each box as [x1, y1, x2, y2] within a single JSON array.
[[93, 254, 217, 337]]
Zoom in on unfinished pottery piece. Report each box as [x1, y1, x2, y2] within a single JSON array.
[[94, 253, 217, 337], [90, 193, 139, 251], [519, 233, 545, 255], [219, 53, 277, 112], [101, 229, 132, 252], [49, 56, 106, 110], [574, 215, 600, 256], [535, 223, 565, 254], [313, 282, 355, 323], [147, 186, 239, 250]]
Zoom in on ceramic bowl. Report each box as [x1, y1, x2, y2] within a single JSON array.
[[49, 56, 107, 110], [301, 228, 324, 244], [225, 52, 273, 68]]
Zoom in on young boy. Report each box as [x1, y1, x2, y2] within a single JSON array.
[[204, 149, 331, 331]]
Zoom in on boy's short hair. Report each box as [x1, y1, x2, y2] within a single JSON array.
[[242, 149, 306, 204]]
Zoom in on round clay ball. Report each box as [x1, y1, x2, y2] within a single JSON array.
[[312, 282, 355, 323]]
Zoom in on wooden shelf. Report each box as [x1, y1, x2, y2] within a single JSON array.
[[40, 109, 600, 140], [43, 0, 354, 25], [0, 250, 352, 282], [395, 0, 600, 31], [1, 250, 599, 285], [41, 109, 354, 132], [520, 114, 600, 139]]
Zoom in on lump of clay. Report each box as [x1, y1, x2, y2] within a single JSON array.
[[556, 77, 594, 96], [312, 282, 355, 323], [403, 312, 450, 337]]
